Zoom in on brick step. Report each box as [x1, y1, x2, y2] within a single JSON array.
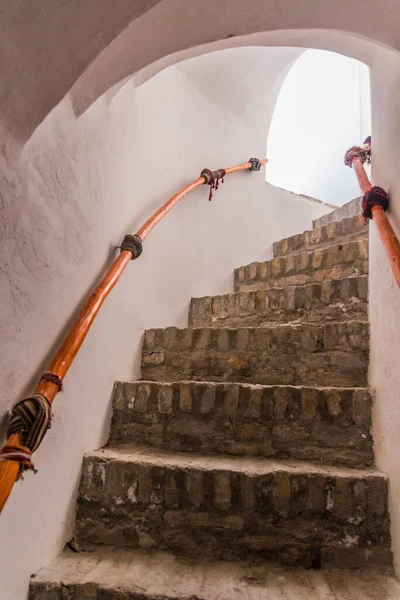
[[273, 214, 368, 257], [141, 322, 369, 387], [76, 446, 391, 569], [29, 547, 400, 600], [190, 276, 368, 328], [234, 239, 368, 292], [313, 198, 362, 229], [111, 381, 373, 468]]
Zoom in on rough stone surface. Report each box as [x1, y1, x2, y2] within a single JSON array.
[[141, 322, 369, 387], [190, 276, 368, 328], [313, 197, 362, 229], [111, 381, 374, 468], [29, 200, 395, 595], [29, 547, 400, 600], [234, 239, 368, 292], [75, 446, 391, 568], [273, 213, 368, 256]]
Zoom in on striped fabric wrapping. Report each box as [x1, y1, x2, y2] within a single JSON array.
[[0, 445, 33, 468], [362, 186, 389, 221], [0, 393, 52, 471]]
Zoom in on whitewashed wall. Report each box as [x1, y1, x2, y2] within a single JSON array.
[[368, 45, 400, 579], [0, 50, 332, 600], [1, 2, 400, 593]]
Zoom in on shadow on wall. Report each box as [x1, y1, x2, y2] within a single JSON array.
[[266, 49, 371, 206], [0, 47, 334, 600], [0, 12, 400, 596]]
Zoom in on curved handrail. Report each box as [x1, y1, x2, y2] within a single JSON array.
[[0, 157, 267, 513], [344, 141, 400, 287]]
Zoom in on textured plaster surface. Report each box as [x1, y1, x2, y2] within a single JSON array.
[[2, 2, 400, 591], [0, 51, 332, 600], [3, 0, 400, 140], [69, 1, 400, 117], [0, 0, 162, 138], [369, 46, 400, 577]]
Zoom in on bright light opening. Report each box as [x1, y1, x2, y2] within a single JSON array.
[[266, 49, 371, 206]]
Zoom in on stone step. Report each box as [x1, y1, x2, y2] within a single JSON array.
[[29, 547, 400, 600], [189, 276, 368, 328], [141, 322, 369, 387], [234, 239, 368, 292], [273, 214, 368, 257], [313, 197, 362, 229], [76, 446, 391, 569], [111, 381, 373, 468]]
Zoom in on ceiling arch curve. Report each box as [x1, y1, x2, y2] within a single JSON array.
[[68, 0, 400, 116], [2, 0, 400, 141]]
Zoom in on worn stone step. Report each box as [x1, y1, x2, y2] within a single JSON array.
[[234, 239, 368, 292], [273, 214, 368, 257], [141, 322, 369, 387], [189, 276, 368, 328], [111, 381, 373, 468], [29, 547, 400, 600], [76, 445, 391, 569], [313, 197, 362, 229]]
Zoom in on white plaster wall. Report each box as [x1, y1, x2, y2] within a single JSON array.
[[359, 62, 372, 142], [368, 46, 400, 576], [5, 0, 400, 141], [0, 51, 332, 600], [67, 1, 400, 120], [0, 0, 162, 139], [1, 0, 400, 590]]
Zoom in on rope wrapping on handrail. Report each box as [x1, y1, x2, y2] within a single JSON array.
[[0, 446, 33, 470], [344, 138, 400, 288], [362, 186, 389, 222], [120, 234, 143, 259], [0, 393, 52, 473], [344, 145, 370, 167], [0, 155, 267, 513], [200, 168, 226, 201], [343, 137, 389, 222], [40, 371, 63, 391], [249, 158, 262, 171]]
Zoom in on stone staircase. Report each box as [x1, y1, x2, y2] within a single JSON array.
[[30, 200, 400, 600]]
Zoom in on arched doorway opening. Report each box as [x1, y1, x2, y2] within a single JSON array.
[[2, 15, 400, 595], [266, 49, 371, 206]]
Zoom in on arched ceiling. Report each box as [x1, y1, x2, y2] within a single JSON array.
[[2, 0, 400, 141], [0, 0, 162, 139]]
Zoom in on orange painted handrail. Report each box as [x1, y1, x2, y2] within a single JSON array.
[[352, 157, 373, 196], [344, 142, 400, 288], [371, 204, 400, 285], [137, 160, 267, 239], [0, 157, 267, 513]]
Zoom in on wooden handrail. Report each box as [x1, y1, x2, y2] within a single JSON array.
[[344, 142, 400, 288], [0, 157, 267, 513]]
